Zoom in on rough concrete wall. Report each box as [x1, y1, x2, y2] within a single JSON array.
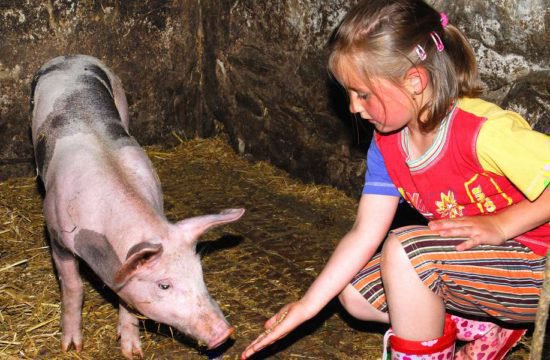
[[1, 0, 548, 196], [200, 0, 364, 194], [0, 0, 205, 179], [200, 0, 549, 195]]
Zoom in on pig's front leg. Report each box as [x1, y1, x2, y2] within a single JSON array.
[[118, 303, 143, 359], [51, 240, 84, 352]]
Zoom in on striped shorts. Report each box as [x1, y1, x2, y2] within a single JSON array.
[[351, 226, 547, 323]]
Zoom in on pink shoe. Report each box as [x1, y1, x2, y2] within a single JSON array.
[[451, 315, 526, 360]]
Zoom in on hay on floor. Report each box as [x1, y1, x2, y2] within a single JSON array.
[[0, 137, 533, 359]]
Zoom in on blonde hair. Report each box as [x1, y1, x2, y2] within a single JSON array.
[[328, 0, 482, 132]]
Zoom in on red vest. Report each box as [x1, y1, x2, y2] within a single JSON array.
[[375, 107, 550, 255]]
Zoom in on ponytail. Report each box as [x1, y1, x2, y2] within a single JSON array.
[[443, 24, 482, 98]]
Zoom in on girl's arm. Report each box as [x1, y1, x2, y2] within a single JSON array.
[[241, 194, 399, 359], [300, 194, 398, 313], [429, 188, 550, 251]]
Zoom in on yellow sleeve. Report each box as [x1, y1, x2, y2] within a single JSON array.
[[472, 102, 550, 201]]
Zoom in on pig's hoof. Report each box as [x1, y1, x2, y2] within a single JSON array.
[[120, 330, 143, 359], [61, 334, 83, 352], [121, 342, 144, 360]]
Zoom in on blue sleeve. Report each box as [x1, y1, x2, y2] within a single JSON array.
[[362, 139, 401, 197]]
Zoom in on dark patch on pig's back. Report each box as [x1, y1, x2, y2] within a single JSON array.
[[34, 71, 138, 178], [81, 64, 113, 95], [30, 56, 73, 113], [30, 55, 96, 113], [74, 229, 122, 289]]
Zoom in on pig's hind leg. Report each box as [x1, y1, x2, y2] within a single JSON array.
[[118, 303, 144, 359], [51, 237, 84, 352]]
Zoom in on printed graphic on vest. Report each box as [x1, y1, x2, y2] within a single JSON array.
[[398, 188, 434, 219], [464, 173, 513, 215], [435, 190, 464, 218]]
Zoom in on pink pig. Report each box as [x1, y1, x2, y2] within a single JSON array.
[[30, 55, 244, 359]]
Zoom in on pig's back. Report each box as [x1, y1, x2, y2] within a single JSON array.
[[32, 56, 163, 239], [31, 55, 136, 181]]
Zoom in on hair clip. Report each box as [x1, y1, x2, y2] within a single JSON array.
[[415, 44, 427, 61], [440, 12, 449, 28], [430, 32, 444, 52]]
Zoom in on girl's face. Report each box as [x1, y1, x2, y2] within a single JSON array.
[[341, 68, 417, 133]]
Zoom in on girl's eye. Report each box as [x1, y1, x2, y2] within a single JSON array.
[[357, 92, 369, 100], [158, 283, 170, 290]]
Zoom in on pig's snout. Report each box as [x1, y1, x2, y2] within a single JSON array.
[[207, 326, 235, 349], [183, 312, 234, 350]]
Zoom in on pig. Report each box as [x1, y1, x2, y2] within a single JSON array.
[[30, 55, 245, 359]]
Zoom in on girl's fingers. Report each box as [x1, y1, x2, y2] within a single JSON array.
[[241, 327, 285, 359], [438, 226, 472, 237], [241, 309, 292, 359], [456, 238, 479, 251], [429, 218, 466, 230]]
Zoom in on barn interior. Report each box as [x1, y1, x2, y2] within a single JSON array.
[[0, 1, 548, 359]]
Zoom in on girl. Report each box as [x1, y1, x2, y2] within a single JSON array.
[[242, 0, 550, 359]]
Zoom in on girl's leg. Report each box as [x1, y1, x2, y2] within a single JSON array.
[[382, 226, 545, 323], [377, 226, 545, 359], [381, 231, 446, 341], [346, 226, 544, 323], [342, 231, 455, 358]]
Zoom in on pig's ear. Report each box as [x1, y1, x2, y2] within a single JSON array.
[[176, 208, 245, 243], [113, 242, 163, 291]]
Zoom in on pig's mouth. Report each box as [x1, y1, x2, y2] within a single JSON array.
[[207, 326, 235, 349]]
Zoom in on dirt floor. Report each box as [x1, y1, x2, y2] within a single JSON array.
[[0, 137, 534, 359]]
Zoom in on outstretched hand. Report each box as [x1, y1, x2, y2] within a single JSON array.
[[241, 301, 311, 359], [428, 215, 507, 251]]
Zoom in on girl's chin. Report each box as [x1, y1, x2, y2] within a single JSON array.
[[373, 123, 402, 134], [372, 122, 389, 131]]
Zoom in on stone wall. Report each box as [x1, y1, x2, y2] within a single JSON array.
[[1, 0, 548, 195], [0, 0, 204, 179]]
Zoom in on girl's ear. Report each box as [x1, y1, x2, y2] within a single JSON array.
[[405, 67, 430, 96]]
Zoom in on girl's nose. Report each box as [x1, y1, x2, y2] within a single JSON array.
[[349, 96, 362, 114], [349, 96, 369, 118]]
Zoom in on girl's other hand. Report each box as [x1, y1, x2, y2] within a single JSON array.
[[241, 301, 311, 359], [428, 215, 507, 251]]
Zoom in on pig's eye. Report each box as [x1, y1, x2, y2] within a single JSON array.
[[158, 283, 170, 290]]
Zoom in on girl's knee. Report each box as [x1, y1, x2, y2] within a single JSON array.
[[338, 284, 357, 310], [380, 231, 407, 269], [381, 226, 434, 266], [380, 228, 431, 281]]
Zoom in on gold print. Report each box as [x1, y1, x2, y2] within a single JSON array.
[[471, 185, 496, 212], [464, 172, 514, 213], [435, 191, 464, 218]]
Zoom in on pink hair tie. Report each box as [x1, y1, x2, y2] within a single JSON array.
[[430, 32, 444, 52], [440, 12, 449, 28], [415, 44, 427, 61]]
